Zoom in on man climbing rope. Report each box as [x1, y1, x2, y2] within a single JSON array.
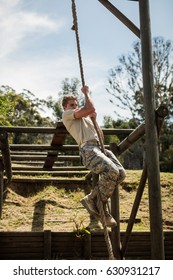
[[62, 85, 126, 227]]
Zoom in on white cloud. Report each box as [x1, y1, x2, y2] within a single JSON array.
[[0, 0, 22, 9], [0, 0, 65, 58], [0, 0, 129, 125], [1, 50, 114, 124], [1, 54, 76, 96]]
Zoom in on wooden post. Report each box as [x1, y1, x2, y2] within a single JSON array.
[[121, 106, 168, 257], [0, 160, 4, 219], [83, 234, 91, 259], [43, 122, 67, 169], [121, 163, 148, 257], [139, 0, 165, 259], [156, 105, 169, 136], [111, 123, 145, 156], [110, 124, 146, 259], [98, 0, 140, 38], [111, 185, 122, 259], [44, 230, 51, 259], [110, 105, 168, 259], [0, 131, 12, 181]]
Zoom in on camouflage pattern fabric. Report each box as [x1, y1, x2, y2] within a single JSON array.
[[79, 143, 126, 202]]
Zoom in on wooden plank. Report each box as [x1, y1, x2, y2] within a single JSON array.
[[113, 123, 145, 156], [0, 253, 43, 260], [0, 125, 66, 134], [0, 247, 43, 253], [11, 171, 88, 176], [0, 160, 4, 218], [43, 123, 67, 169], [98, 0, 140, 38], [11, 151, 48, 155], [0, 242, 43, 248], [10, 145, 78, 151], [10, 144, 109, 151], [0, 231, 43, 237], [0, 125, 133, 136], [44, 230, 51, 260], [7, 177, 86, 184], [52, 245, 82, 253], [12, 166, 87, 171], [6, 155, 80, 161]]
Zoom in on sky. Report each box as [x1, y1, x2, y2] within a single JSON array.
[[0, 0, 173, 125]]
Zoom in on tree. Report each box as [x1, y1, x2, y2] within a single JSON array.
[[106, 37, 173, 171], [107, 37, 173, 124], [0, 85, 52, 144], [103, 116, 144, 169], [0, 90, 12, 126], [46, 77, 82, 122], [46, 77, 86, 146]]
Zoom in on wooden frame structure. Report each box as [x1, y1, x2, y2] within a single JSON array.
[[0, 104, 168, 259], [98, 0, 166, 260]]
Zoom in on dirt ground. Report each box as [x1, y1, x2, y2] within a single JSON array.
[[0, 170, 173, 232]]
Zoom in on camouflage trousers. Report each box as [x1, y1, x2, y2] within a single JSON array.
[[79, 142, 126, 202]]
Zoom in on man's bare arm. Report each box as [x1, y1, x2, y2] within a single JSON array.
[[74, 86, 95, 119]]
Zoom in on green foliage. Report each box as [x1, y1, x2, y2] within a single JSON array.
[[106, 36, 173, 172], [103, 116, 120, 145], [46, 77, 85, 149], [103, 116, 145, 170], [73, 219, 91, 239], [0, 94, 11, 126], [107, 37, 173, 124], [0, 85, 53, 144], [46, 77, 83, 122]]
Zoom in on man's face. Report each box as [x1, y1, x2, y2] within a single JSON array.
[[64, 99, 78, 110]]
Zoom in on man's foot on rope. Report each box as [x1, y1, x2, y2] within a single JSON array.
[[97, 199, 117, 227], [80, 195, 100, 219]]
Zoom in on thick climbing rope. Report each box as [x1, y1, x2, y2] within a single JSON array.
[[71, 0, 115, 260], [71, 0, 105, 154]]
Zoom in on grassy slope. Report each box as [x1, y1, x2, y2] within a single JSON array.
[[0, 170, 172, 232]]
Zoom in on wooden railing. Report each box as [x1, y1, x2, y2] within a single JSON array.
[[0, 230, 172, 260]]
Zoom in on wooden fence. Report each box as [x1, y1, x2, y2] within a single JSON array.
[[0, 230, 173, 260], [0, 123, 133, 182]]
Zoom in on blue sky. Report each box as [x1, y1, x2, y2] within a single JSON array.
[[1, 0, 173, 125]]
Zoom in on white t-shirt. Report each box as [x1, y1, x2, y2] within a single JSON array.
[[62, 109, 98, 146]]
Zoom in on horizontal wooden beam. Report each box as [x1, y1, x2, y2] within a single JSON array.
[[111, 123, 145, 155], [110, 105, 169, 156], [9, 144, 109, 151], [98, 0, 140, 38], [0, 125, 133, 136], [0, 126, 64, 134], [10, 145, 61, 151], [0, 155, 80, 161], [12, 166, 87, 171], [5, 177, 86, 185], [11, 170, 88, 176]]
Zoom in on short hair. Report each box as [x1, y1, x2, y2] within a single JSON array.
[[62, 95, 77, 108]]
